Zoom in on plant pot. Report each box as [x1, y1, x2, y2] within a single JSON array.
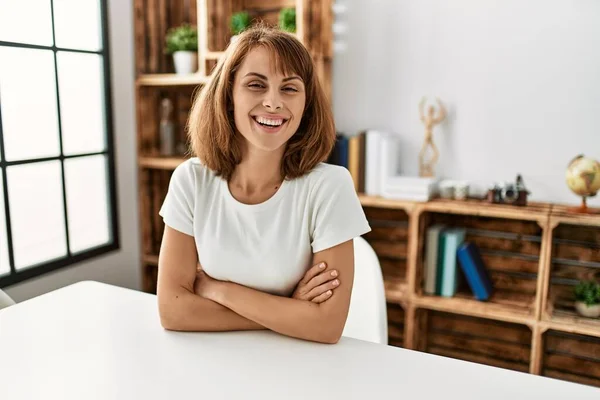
[[172, 51, 198, 75], [575, 301, 600, 318]]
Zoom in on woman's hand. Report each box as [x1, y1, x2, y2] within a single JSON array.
[[194, 269, 218, 299], [292, 262, 340, 304]]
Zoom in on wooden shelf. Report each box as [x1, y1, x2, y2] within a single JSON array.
[[138, 156, 187, 170], [542, 312, 600, 338], [143, 254, 159, 266], [358, 194, 416, 213], [205, 51, 224, 60], [414, 293, 535, 326], [136, 73, 209, 87], [421, 198, 550, 222], [384, 280, 408, 303], [550, 204, 600, 226]]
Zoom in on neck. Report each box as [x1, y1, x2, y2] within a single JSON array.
[[230, 144, 285, 194]]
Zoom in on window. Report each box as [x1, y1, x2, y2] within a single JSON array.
[[0, 0, 119, 287]]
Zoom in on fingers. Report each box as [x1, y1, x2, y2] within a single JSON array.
[[306, 269, 338, 293], [305, 277, 340, 300], [299, 262, 327, 286], [311, 290, 333, 304]]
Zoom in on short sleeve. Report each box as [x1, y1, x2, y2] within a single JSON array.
[[158, 161, 195, 236], [310, 166, 371, 253]]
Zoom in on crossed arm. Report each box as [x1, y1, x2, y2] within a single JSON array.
[[157, 226, 354, 344]]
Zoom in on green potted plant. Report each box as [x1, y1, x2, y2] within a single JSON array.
[[165, 23, 198, 74], [230, 11, 251, 43], [574, 280, 600, 318], [279, 8, 296, 33]]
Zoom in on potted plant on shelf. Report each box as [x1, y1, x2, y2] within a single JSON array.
[[230, 11, 251, 43], [279, 8, 296, 33], [165, 23, 198, 75], [574, 280, 600, 318]]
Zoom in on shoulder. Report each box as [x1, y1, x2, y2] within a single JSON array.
[[171, 157, 220, 189], [301, 162, 354, 189]]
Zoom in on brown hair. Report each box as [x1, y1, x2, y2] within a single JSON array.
[[186, 24, 336, 181]]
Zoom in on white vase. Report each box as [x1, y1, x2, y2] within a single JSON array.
[[575, 301, 600, 318], [173, 51, 198, 75]]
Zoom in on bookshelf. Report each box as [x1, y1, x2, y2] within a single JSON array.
[[359, 194, 600, 388]]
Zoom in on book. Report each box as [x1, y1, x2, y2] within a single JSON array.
[[364, 130, 382, 196], [424, 224, 446, 295], [457, 242, 494, 301], [327, 133, 349, 168], [439, 228, 466, 297], [348, 132, 366, 192]]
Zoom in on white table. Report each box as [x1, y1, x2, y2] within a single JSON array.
[[1, 281, 598, 399]]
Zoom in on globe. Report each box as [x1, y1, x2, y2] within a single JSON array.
[[566, 155, 600, 210]]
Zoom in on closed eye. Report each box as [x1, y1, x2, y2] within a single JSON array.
[[283, 87, 298, 93], [248, 83, 265, 89]]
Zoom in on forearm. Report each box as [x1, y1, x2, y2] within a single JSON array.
[[209, 281, 342, 344], [158, 287, 265, 332]]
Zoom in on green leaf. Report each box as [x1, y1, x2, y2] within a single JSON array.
[[279, 8, 296, 33], [574, 280, 600, 306], [231, 11, 251, 35], [165, 23, 198, 54]]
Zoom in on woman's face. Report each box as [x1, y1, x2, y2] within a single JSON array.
[[232, 46, 306, 154]]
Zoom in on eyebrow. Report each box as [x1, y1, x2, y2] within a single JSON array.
[[244, 72, 303, 83]]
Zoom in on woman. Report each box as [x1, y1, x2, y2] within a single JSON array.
[[157, 24, 370, 344]]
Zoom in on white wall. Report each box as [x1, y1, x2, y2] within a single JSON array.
[[333, 0, 600, 205], [5, 0, 140, 302]]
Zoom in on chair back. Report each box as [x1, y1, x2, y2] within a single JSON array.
[[342, 236, 388, 344]]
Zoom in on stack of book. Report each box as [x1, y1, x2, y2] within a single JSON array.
[[423, 225, 493, 301], [326, 130, 438, 201]]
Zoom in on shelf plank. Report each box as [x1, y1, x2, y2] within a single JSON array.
[[143, 254, 159, 266], [139, 156, 187, 170], [421, 198, 550, 222], [358, 194, 416, 213], [542, 312, 600, 338], [385, 280, 408, 304], [550, 204, 600, 227], [136, 73, 209, 87], [205, 51, 224, 60], [414, 293, 535, 326]]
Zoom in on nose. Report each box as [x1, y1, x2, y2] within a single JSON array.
[[262, 88, 282, 110]]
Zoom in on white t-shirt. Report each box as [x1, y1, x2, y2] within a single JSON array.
[[159, 158, 371, 297]]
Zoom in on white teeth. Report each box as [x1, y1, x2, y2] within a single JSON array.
[[256, 116, 284, 126]]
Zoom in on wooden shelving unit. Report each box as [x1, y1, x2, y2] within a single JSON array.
[[359, 194, 600, 388], [133, 0, 599, 390]]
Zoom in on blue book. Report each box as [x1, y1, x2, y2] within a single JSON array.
[[439, 228, 466, 297], [457, 242, 494, 301]]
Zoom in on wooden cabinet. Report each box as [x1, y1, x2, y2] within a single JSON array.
[[360, 195, 600, 388]]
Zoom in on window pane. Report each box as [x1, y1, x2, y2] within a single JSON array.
[[57, 52, 106, 155], [0, 0, 53, 46], [0, 173, 9, 276], [53, 0, 102, 51], [64, 155, 111, 253], [7, 162, 67, 269], [0, 47, 61, 161]]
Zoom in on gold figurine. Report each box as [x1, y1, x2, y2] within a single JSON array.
[[419, 96, 447, 177]]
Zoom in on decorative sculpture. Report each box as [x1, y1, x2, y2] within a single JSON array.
[[418, 96, 447, 177]]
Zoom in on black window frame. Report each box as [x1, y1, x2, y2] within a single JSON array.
[[0, 0, 119, 288]]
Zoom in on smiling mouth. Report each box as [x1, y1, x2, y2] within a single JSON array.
[[251, 116, 289, 133]]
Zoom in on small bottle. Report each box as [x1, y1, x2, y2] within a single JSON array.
[[159, 98, 175, 156]]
